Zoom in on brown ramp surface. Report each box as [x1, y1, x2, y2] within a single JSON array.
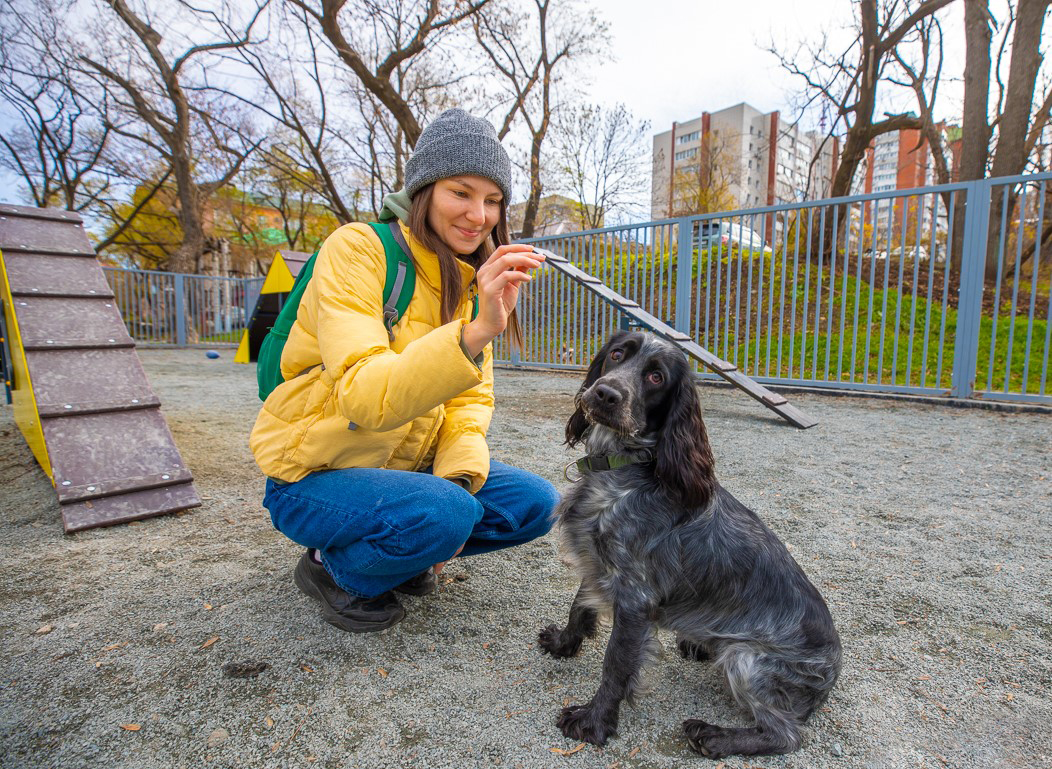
[[0, 204, 201, 532]]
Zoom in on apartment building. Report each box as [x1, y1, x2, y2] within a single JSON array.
[[852, 122, 962, 195], [650, 102, 838, 221]]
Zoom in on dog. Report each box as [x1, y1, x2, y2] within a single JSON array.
[[538, 331, 841, 759]]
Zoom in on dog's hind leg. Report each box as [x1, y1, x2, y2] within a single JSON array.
[[538, 584, 599, 659], [683, 648, 806, 758]]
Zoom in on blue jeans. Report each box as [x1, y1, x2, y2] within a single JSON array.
[[264, 460, 558, 598]]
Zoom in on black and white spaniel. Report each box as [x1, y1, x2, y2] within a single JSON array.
[[539, 330, 841, 759]]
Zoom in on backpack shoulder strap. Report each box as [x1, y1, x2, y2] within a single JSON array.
[[369, 220, 415, 340]]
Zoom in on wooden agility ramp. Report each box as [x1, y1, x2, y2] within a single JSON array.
[[234, 248, 312, 363], [533, 248, 818, 429], [0, 204, 201, 532]]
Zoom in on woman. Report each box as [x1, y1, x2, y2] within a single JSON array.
[[250, 109, 558, 633]]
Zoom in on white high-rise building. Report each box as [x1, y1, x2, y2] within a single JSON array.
[[650, 102, 838, 221]]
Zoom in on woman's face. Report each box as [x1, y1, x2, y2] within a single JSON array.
[[426, 176, 503, 254]]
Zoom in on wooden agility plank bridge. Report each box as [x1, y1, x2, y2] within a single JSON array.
[[532, 247, 818, 430]]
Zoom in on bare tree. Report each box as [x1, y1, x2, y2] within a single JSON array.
[[772, 0, 954, 200], [226, 3, 361, 223], [288, 0, 491, 148], [80, 0, 268, 273], [549, 103, 649, 229], [0, 0, 113, 211], [474, 0, 603, 237], [958, 0, 1051, 279]]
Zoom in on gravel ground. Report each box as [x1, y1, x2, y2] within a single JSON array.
[[1, 347, 1050, 769]]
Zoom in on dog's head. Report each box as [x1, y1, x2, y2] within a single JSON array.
[[566, 331, 716, 508]]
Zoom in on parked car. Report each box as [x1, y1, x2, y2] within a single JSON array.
[[696, 221, 772, 254]]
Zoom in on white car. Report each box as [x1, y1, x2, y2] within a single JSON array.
[[696, 221, 772, 254]]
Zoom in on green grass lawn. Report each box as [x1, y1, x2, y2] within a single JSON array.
[[519, 247, 1050, 397]]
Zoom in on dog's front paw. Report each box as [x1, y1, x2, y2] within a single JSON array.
[[556, 704, 617, 746], [538, 624, 584, 658]]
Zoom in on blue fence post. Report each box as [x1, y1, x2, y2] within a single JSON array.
[[951, 180, 990, 399], [675, 218, 694, 334], [173, 273, 187, 346]]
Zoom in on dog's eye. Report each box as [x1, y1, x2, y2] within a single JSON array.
[[647, 371, 664, 385], [610, 349, 624, 362]]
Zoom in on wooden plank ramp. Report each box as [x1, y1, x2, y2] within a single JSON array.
[[533, 247, 818, 429], [0, 203, 201, 532]]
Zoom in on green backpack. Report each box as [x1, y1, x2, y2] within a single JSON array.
[[256, 220, 416, 401]]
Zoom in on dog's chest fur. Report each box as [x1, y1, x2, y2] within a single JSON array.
[[558, 469, 672, 610]]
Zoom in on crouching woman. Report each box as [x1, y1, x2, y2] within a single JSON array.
[[249, 109, 558, 632]]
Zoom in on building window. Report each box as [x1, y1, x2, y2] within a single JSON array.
[[674, 148, 698, 161], [677, 131, 700, 144]]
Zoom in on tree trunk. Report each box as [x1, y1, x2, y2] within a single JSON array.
[[519, 136, 543, 238], [984, 0, 1049, 281]]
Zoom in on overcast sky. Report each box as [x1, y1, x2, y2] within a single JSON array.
[[588, 0, 966, 135]]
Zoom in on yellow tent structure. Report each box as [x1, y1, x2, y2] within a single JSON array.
[[234, 249, 312, 363]]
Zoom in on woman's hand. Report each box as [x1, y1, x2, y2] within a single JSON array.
[[462, 244, 545, 357]]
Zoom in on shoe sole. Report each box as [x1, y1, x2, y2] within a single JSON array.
[[294, 560, 405, 633]]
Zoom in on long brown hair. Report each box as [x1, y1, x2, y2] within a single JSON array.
[[408, 183, 524, 352]]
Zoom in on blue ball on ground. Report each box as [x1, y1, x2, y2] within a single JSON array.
[[205, 350, 220, 359]]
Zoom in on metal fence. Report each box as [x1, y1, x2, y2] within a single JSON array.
[[513, 172, 1051, 406], [105, 172, 1050, 406], [103, 267, 261, 347]]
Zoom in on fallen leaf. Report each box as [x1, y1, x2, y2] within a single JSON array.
[[482, 642, 490, 649], [35, 625, 53, 635], [199, 636, 219, 650], [300, 664, 314, 673], [204, 603, 213, 611], [550, 743, 586, 756], [102, 642, 127, 652], [377, 668, 388, 678], [120, 723, 141, 731], [628, 746, 640, 758], [265, 717, 274, 729], [917, 675, 932, 681], [152, 623, 167, 632]]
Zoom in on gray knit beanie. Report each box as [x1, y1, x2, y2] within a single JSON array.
[[405, 108, 512, 201]]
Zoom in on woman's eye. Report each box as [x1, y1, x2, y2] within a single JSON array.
[[647, 371, 663, 385], [610, 350, 624, 361]]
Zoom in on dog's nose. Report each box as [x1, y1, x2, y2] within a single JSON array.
[[593, 383, 622, 408]]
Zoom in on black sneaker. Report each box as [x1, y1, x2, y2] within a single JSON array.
[[293, 551, 404, 632], [394, 568, 436, 596]]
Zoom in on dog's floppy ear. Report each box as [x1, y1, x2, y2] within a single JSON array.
[[655, 366, 716, 509], [565, 331, 628, 447]]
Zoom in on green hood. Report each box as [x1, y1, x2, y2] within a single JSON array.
[[378, 188, 412, 224]]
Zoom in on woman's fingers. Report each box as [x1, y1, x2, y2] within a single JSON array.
[[480, 245, 546, 273], [480, 255, 544, 277]]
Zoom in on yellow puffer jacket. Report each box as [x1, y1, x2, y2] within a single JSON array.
[[249, 221, 493, 491]]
